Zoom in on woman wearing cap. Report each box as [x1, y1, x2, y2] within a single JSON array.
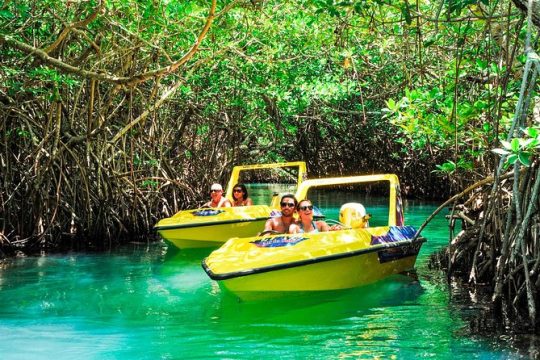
[[204, 183, 232, 208], [231, 183, 253, 207], [288, 199, 330, 234]]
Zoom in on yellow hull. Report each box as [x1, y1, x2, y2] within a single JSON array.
[[158, 219, 268, 249], [217, 252, 418, 300], [155, 205, 272, 249], [203, 226, 424, 299]]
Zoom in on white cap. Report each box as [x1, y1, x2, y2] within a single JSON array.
[[210, 183, 223, 191]]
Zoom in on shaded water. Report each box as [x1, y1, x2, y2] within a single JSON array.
[[0, 197, 526, 359]]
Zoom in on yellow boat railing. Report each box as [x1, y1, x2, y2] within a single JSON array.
[[224, 161, 307, 204], [294, 174, 403, 226]]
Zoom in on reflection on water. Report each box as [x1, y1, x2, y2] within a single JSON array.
[[245, 183, 299, 206], [214, 275, 424, 324], [0, 195, 526, 359]]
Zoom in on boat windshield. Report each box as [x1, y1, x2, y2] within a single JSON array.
[[225, 162, 307, 206], [306, 185, 389, 227], [295, 175, 404, 227]]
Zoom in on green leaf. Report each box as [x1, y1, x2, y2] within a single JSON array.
[[458, 160, 474, 170], [527, 127, 539, 138], [475, 59, 488, 70], [0, 9, 14, 19], [519, 152, 532, 166], [530, 139, 540, 148], [435, 161, 456, 173], [401, 2, 412, 25], [510, 138, 520, 152], [353, 2, 363, 13], [386, 98, 396, 111]]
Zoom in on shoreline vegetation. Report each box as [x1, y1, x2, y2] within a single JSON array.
[[1, 0, 540, 336]]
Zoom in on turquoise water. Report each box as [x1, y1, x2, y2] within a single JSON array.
[[0, 199, 521, 359]]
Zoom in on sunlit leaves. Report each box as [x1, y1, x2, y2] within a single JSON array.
[[314, 0, 347, 16], [383, 86, 456, 150], [434, 158, 475, 175], [2, 0, 528, 179], [445, 0, 490, 16], [492, 127, 540, 168], [0, 9, 14, 21], [401, 1, 412, 25]]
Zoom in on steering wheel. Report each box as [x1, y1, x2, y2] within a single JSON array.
[[258, 230, 281, 236]]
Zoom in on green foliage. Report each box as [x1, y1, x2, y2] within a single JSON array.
[[383, 86, 456, 150], [1, 0, 530, 202], [0, 0, 534, 254], [434, 159, 474, 175], [446, 0, 482, 16], [133, 153, 158, 167], [6, 128, 31, 139], [140, 179, 159, 189], [492, 127, 540, 168]]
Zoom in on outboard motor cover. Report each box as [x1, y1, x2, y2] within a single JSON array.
[[339, 203, 370, 228]]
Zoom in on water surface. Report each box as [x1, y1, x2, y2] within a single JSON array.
[[0, 198, 523, 359]]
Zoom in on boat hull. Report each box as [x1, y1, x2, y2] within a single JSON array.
[[214, 247, 419, 299], [155, 205, 273, 249], [158, 218, 269, 249], [202, 226, 425, 299]]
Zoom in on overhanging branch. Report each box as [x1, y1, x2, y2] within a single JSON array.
[[0, 0, 217, 87], [512, 0, 540, 27]]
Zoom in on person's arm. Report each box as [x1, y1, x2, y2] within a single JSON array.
[[288, 224, 300, 234], [245, 198, 254, 206], [263, 218, 274, 231], [317, 221, 331, 232], [222, 199, 232, 207], [328, 223, 343, 231]]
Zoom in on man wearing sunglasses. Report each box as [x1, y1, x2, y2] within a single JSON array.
[[262, 194, 298, 234], [203, 183, 232, 208]]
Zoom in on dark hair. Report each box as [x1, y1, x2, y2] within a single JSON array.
[[233, 183, 248, 200], [280, 194, 298, 207], [296, 199, 312, 210]]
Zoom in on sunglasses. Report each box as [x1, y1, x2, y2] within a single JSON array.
[[233, 189, 243, 193], [298, 205, 314, 211], [280, 202, 296, 208], [210, 189, 221, 193]]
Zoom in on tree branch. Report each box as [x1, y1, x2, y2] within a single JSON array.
[[512, 0, 540, 27], [0, 0, 217, 87], [44, 1, 104, 54]]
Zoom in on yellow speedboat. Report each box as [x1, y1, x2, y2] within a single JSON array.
[[202, 174, 426, 299], [155, 162, 307, 249]]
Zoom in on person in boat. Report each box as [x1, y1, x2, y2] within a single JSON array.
[[232, 183, 253, 207], [204, 183, 232, 208], [262, 194, 297, 234], [288, 199, 332, 233]]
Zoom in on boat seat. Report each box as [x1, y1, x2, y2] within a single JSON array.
[[339, 203, 370, 228]]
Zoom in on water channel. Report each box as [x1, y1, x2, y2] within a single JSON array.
[[0, 189, 529, 359]]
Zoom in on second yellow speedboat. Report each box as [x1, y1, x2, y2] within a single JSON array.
[[155, 205, 274, 248], [155, 161, 307, 249]]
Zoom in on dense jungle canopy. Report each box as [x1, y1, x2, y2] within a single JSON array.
[[2, 0, 540, 326]]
